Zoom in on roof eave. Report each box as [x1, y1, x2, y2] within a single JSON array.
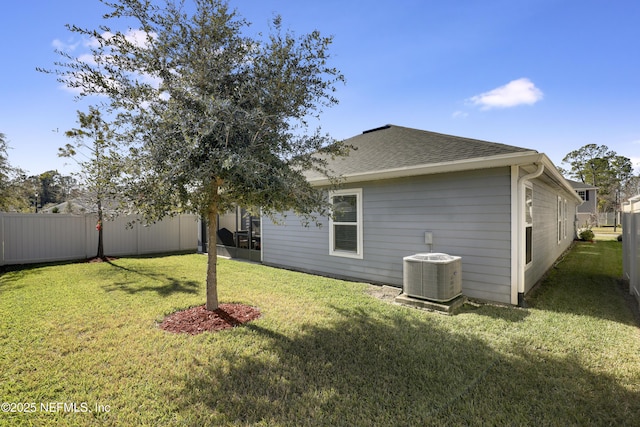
[[538, 155, 585, 204], [308, 150, 542, 186]]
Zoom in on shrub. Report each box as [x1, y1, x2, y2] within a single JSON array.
[[579, 228, 595, 241]]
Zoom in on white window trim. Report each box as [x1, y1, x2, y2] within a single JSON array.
[[329, 188, 363, 259], [525, 183, 533, 268], [558, 196, 569, 243], [563, 198, 568, 240], [558, 196, 563, 244]]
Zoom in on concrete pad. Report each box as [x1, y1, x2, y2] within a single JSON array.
[[394, 293, 466, 315]]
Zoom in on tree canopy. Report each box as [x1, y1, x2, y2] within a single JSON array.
[[43, 0, 348, 309], [61, 107, 124, 258], [562, 143, 639, 212]]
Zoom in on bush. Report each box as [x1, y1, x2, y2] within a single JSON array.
[[579, 228, 595, 241]]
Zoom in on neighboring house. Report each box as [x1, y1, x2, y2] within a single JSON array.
[[260, 125, 582, 306], [568, 180, 597, 226], [41, 199, 91, 214]]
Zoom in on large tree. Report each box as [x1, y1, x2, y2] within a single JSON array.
[[61, 107, 124, 259], [562, 144, 638, 229], [0, 133, 12, 210], [0, 133, 30, 212], [562, 144, 614, 188], [44, 0, 347, 310]]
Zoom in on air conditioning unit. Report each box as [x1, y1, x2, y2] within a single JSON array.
[[403, 253, 462, 302]]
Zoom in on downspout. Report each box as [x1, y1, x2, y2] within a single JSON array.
[[516, 161, 544, 307]]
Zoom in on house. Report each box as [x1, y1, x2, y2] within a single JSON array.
[[568, 180, 598, 227], [260, 125, 582, 306]]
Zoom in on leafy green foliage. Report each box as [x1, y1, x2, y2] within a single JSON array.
[[43, 0, 348, 308], [578, 228, 595, 241], [45, 0, 347, 221], [562, 143, 639, 211], [0, 132, 13, 210], [61, 107, 125, 258]]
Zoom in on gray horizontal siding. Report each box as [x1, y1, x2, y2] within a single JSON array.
[[525, 177, 578, 292], [263, 167, 513, 304]]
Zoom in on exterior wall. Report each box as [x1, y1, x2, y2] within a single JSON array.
[[263, 167, 514, 304], [575, 188, 597, 226], [524, 177, 578, 293], [576, 189, 597, 214], [0, 213, 198, 266]]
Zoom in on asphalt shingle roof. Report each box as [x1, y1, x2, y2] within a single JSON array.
[[308, 124, 537, 180], [566, 179, 598, 190]]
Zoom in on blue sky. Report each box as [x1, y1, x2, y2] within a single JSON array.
[[1, 0, 639, 177]]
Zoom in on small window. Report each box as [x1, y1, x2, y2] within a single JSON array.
[[525, 185, 533, 265], [563, 199, 568, 239], [329, 189, 363, 259], [558, 197, 568, 243], [577, 190, 586, 201], [558, 196, 563, 243]]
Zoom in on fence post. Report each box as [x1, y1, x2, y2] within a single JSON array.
[[0, 213, 4, 266]]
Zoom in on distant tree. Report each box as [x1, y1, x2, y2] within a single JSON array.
[[44, 0, 347, 310], [0, 133, 31, 212], [37, 170, 63, 206], [562, 144, 614, 187], [60, 106, 124, 259], [606, 155, 636, 230], [0, 132, 12, 210], [562, 144, 639, 228]]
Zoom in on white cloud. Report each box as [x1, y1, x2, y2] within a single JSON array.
[[452, 110, 468, 119], [468, 78, 543, 110], [52, 38, 80, 52], [57, 29, 159, 97]]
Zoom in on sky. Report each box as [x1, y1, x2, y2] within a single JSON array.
[[1, 0, 639, 178]]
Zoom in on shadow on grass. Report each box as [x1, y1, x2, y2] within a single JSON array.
[[172, 306, 639, 425], [527, 241, 637, 326], [0, 261, 78, 294], [100, 260, 199, 297], [458, 303, 530, 322]]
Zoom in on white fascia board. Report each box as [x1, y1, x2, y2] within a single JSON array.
[[537, 155, 584, 204], [308, 151, 543, 186]]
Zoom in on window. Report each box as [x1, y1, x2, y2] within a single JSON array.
[[563, 198, 568, 239], [558, 196, 563, 243], [525, 185, 533, 265], [329, 189, 363, 259], [577, 190, 589, 201], [558, 197, 568, 243]]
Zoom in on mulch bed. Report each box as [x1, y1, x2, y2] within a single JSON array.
[[159, 303, 261, 335]]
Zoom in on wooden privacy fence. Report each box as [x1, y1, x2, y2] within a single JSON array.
[[622, 195, 640, 309], [0, 213, 198, 266]]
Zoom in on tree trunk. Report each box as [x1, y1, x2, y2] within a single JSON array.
[[205, 179, 222, 311], [97, 199, 104, 259]]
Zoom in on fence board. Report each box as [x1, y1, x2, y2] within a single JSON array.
[[622, 196, 640, 310], [0, 213, 198, 266]]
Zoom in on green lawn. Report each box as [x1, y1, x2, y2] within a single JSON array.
[[1, 242, 639, 426]]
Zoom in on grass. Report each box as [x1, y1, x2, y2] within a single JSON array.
[[1, 242, 639, 426], [591, 226, 624, 241]]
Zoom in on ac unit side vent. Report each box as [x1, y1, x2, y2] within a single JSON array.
[[403, 253, 462, 302]]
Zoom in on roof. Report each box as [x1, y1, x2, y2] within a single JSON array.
[[566, 179, 598, 190], [307, 124, 539, 183]]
